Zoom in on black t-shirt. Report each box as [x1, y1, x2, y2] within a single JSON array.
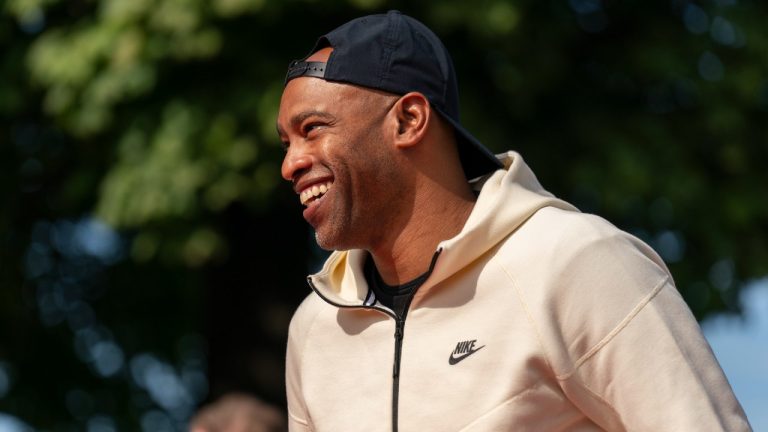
[[364, 252, 439, 319]]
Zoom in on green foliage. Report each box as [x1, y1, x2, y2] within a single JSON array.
[[1, 0, 767, 430]]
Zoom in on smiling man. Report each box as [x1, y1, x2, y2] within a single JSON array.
[[277, 10, 750, 432]]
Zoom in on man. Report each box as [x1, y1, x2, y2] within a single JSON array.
[[278, 10, 750, 432]]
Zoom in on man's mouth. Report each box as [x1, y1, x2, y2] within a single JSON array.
[[299, 181, 333, 206]]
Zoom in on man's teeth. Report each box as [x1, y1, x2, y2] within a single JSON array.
[[300, 182, 333, 205]]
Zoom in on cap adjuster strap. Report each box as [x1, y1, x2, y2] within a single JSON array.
[[285, 61, 327, 84]]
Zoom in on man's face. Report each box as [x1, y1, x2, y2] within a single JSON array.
[[278, 76, 403, 251]]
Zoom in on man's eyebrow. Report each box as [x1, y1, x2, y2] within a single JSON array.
[[291, 110, 336, 128], [277, 110, 336, 136]]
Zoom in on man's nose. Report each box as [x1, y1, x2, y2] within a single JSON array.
[[281, 145, 313, 183]]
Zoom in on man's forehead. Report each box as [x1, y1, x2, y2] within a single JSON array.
[[281, 73, 384, 112], [280, 76, 350, 111], [305, 47, 333, 63], [277, 77, 352, 134]]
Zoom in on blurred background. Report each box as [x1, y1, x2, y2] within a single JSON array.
[[1, 0, 766, 430]]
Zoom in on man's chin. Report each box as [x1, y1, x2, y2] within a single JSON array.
[[313, 229, 351, 252], [313, 231, 338, 251]]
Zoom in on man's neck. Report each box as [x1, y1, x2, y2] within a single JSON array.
[[368, 185, 476, 286]]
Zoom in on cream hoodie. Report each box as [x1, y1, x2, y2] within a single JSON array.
[[286, 151, 751, 432]]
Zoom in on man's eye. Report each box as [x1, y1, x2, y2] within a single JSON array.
[[303, 122, 323, 136]]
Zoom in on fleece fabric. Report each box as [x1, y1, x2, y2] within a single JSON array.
[[285, 151, 751, 432]]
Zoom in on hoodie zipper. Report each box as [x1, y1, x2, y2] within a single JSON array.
[[392, 249, 441, 431], [307, 277, 402, 431], [306, 249, 441, 432], [391, 290, 418, 432], [393, 316, 404, 432]]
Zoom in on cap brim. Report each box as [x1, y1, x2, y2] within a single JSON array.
[[434, 106, 503, 180]]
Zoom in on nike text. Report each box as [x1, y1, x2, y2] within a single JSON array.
[[449, 339, 485, 365]]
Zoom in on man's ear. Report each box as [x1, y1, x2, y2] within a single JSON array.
[[392, 92, 430, 149]]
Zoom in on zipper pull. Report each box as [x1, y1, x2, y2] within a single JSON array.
[[393, 318, 405, 378], [394, 320, 404, 340]]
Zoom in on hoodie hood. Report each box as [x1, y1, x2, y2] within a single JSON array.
[[308, 151, 578, 306]]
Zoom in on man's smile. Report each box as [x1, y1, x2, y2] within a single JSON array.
[[299, 180, 334, 206]]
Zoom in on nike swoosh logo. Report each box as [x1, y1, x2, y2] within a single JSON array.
[[448, 345, 485, 365]]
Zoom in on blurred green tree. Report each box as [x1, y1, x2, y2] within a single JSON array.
[[1, 0, 766, 430]]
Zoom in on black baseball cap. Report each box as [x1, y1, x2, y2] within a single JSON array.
[[285, 10, 502, 180]]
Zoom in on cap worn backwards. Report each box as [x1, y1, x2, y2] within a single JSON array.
[[285, 10, 502, 180]]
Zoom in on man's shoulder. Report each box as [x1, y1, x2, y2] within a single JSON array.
[[531, 206, 625, 240], [510, 206, 643, 257], [497, 205, 670, 291], [288, 292, 327, 338]]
